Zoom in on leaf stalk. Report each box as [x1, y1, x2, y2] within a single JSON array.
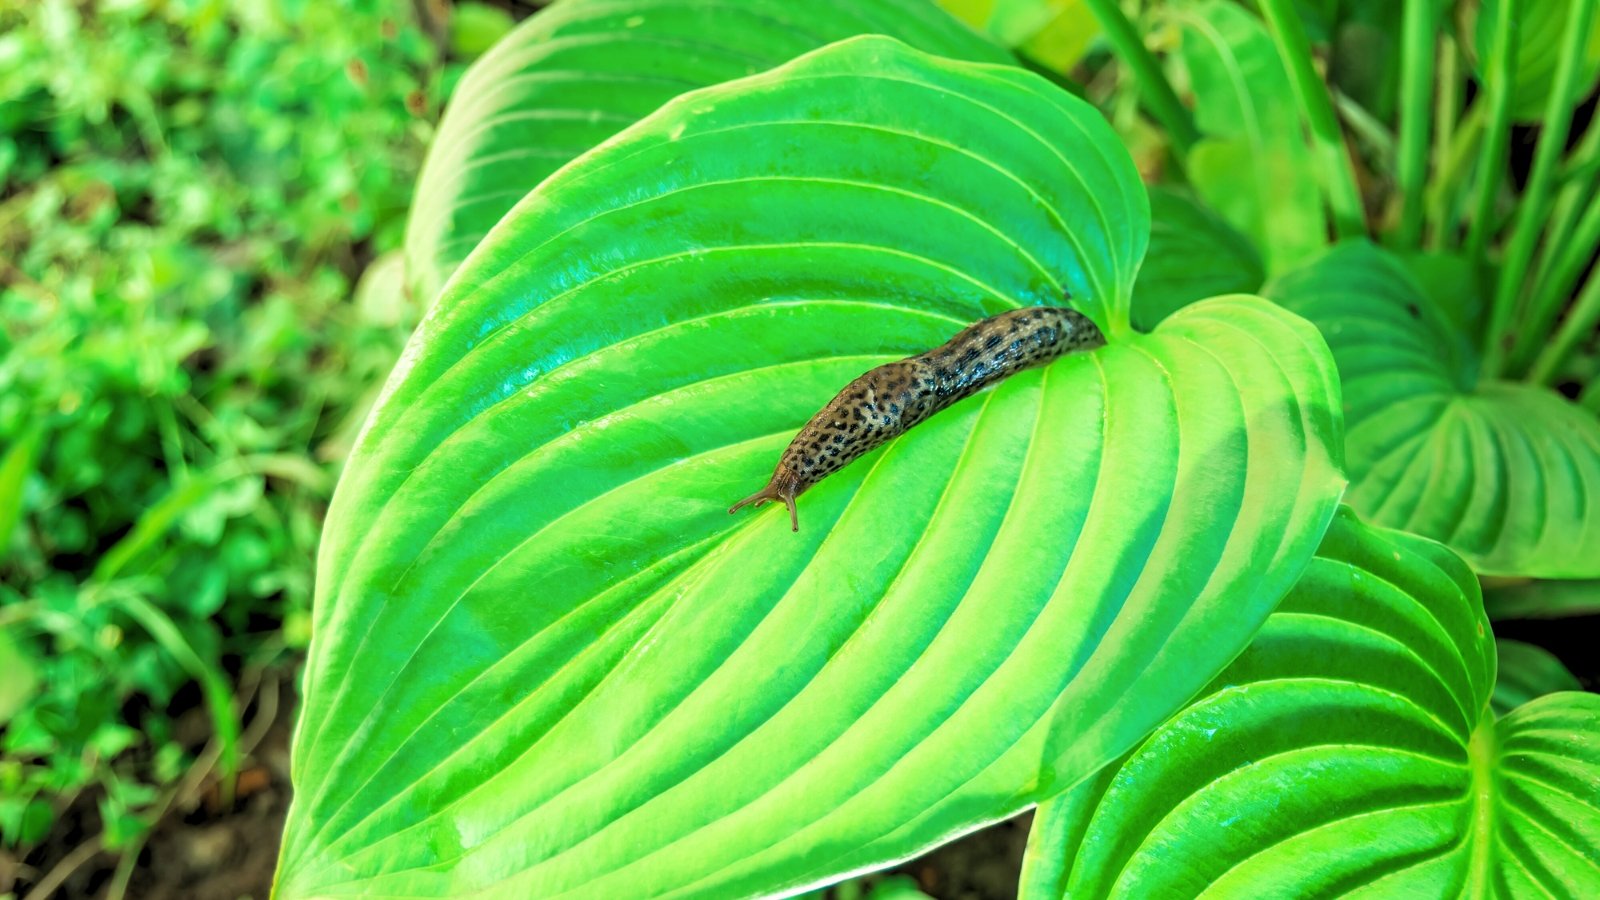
[[1257, 0, 1367, 240], [1483, 0, 1595, 375], [1082, 0, 1200, 158]]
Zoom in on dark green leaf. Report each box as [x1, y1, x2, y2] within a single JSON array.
[[1131, 186, 1265, 331], [1485, 579, 1600, 619], [1474, 0, 1600, 121], [1492, 638, 1583, 716], [1268, 241, 1600, 577], [1023, 507, 1600, 898]]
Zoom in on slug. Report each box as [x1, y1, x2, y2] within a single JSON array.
[[730, 304, 1105, 531]]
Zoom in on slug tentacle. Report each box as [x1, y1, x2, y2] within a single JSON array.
[[727, 464, 803, 532], [731, 305, 1103, 532]]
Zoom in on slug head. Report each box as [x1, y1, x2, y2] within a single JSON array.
[[728, 464, 804, 532]]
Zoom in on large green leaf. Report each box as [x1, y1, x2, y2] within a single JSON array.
[[1167, 0, 1325, 274], [1269, 241, 1600, 578], [1474, 0, 1600, 121], [1130, 186, 1264, 331], [278, 36, 1346, 898], [1021, 506, 1600, 898], [404, 0, 1008, 301]]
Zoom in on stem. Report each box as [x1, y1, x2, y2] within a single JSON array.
[[1424, 36, 1461, 249], [1464, 718, 1498, 900], [1082, 0, 1200, 158], [1429, 99, 1486, 251], [20, 836, 105, 900], [1258, 0, 1367, 239], [1560, 151, 1600, 187], [1583, 378, 1600, 413], [1515, 174, 1600, 377], [1530, 118, 1600, 293], [1333, 89, 1396, 168], [1394, 0, 1437, 248], [1484, 0, 1596, 375], [1463, 0, 1519, 263], [1529, 261, 1600, 386]]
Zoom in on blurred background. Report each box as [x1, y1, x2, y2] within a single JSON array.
[[0, 0, 476, 894]]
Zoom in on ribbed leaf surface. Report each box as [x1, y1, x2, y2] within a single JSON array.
[[1021, 507, 1600, 899], [404, 0, 1007, 301], [277, 36, 1345, 898], [1269, 242, 1600, 577]]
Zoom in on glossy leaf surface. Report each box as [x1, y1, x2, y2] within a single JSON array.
[[1269, 241, 1600, 578], [1021, 507, 1600, 899], [404, 0, 1007, 301], [1167, 0, 1324, 274], [278, 36, 1345, 898]]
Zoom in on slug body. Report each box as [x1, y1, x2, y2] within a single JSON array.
[[730, 305, 1104, 531]]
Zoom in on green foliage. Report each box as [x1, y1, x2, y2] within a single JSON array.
[[1473, 0, 1600, 121], [1492, 638, 1583, 716], [1130, 185, 1264, 330], [1022, 508, 1600, 898], [1165, 0, 1325, 273], [0, 0, 433, 853], [939, 0, 1101, 73], [1485, 579, 1600, 620], [405, 0, 1009, 303], [1268, 242, 1600, 577], [9, 0, 1599, 894], [276, 32, 1346, 896]]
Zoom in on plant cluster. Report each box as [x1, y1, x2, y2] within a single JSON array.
[[0, 0, 442, 879], [273, 0, 1600, 897]]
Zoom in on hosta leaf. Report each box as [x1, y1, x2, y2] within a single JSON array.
[[1474, 0, 1600, 122], [278, 36, 1345, 898], [1268, 241, 1600, 578], [1131, 186, 1264, 331], [1492, 638, 1583, 717], [1486, 579, 1600, 620], [404, 0, 1008, 302], [1167, 0, 1324, 274], [1021, 507, 1600, 899]]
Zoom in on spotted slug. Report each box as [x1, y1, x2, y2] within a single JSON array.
[[729, 305, 1105, 531]]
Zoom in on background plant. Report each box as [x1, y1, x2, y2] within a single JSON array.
[[5, 0, 1600, 897], [0, 0, 455, 890]]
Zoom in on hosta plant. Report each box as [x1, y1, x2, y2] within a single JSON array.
[[275, 0, 1599, 896]]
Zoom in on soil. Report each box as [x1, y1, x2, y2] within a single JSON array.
[[3, 669, 1028, 900]]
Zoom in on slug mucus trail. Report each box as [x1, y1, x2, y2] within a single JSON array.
[[730, 305, 1105, 531]]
